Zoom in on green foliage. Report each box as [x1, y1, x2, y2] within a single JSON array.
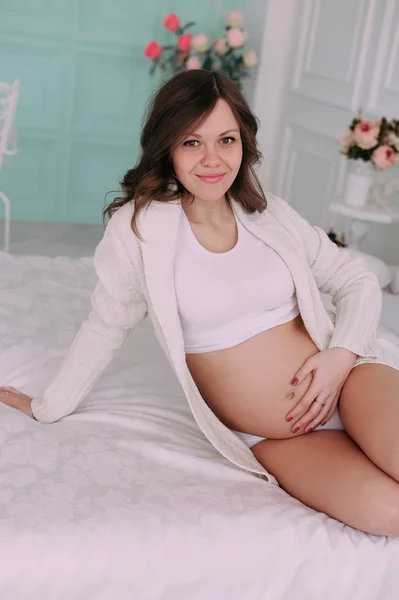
[[346, 145, 376, 161]]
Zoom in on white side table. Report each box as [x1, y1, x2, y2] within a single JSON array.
[[327, 201, 399, 249]]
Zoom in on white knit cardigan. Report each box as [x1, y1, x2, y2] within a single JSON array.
[[31, 194, 399, 484]]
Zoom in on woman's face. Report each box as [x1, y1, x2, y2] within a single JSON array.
[[171, 99, 243, 203]]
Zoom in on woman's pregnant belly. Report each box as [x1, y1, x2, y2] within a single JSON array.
[[185, 315, 319, 439]]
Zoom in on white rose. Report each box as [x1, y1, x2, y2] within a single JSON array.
[[336, 126, 354, 153], [228, 11, 244, 27], [387, 131, 399, 151], [185, 56, 203, 70], [243, 50, 257, 67], [213, 37, 229, 56], [191, 33, 209, 53]]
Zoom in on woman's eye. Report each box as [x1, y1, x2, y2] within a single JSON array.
[[220, 136, 235, 145], [182, 137, 235, 148]]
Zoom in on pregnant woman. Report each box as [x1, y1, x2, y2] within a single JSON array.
[[2, 70, 399, 536]]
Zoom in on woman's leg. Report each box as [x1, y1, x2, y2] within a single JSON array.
[[251, 430, 399, 536], [338, 363, 399, 482]]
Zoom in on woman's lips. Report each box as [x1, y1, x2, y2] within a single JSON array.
[[196, 173, 226, 184]]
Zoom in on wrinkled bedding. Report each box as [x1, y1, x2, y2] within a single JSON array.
[[0, 252, 399, 600]]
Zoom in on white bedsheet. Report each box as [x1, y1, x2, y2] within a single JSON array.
[[1, 251, 399, 600]]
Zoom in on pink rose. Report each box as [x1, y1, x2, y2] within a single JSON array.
[[177, 34, 192, 52], [144, 41, 162, 60], [186, 56, 203, 70], [213, 37, 228, 55], [164, 13, 180, 32], [227, 28, 245, 49], [353, 120, 380, 150], [372, 145, 398, 170]]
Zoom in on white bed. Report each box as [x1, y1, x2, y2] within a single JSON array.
[[1, 251, 399, 600]]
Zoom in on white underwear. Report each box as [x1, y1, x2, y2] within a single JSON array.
[[232, 408, 345, 448]]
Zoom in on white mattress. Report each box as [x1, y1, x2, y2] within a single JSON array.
[[1, 251, 399, 600]]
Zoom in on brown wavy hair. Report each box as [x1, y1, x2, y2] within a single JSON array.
[[103, 69, 267, 237]]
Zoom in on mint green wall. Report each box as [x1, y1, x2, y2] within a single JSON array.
[[0, 0, 260, 224]]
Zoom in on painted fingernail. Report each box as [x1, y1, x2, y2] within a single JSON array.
[[286, 416, 293, 422], [321, 421, 327, 426], [291, 378, 299, 386], [292, 426, 299, 433], [306, 428, 313, 434]]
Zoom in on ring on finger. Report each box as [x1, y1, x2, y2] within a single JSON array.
[[313, 399, 326, 408]]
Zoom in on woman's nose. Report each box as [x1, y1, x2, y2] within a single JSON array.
[[201, 147, 221, 167]]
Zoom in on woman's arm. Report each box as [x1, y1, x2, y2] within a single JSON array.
[[31, 214, 147, 423], [306, 224, 381, 356], [270, 196, 382, 358]]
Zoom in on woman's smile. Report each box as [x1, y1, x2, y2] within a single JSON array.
[[196, 173, 226, 184]]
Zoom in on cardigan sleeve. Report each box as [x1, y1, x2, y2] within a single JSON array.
[[272, 197, 382, 358], [31, 214, 147, 423], [308, 225, 382, 356]]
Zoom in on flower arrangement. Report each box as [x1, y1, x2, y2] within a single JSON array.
[[144, 11, 257, 90], [336, 111, 399, 171]]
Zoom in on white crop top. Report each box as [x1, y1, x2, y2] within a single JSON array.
[[174, 211, 300, 354]]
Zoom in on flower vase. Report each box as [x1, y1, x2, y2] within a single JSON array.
[[344, 159, 376, 207]]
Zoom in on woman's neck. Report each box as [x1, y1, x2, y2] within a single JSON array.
[[182, 196, 233, 227]]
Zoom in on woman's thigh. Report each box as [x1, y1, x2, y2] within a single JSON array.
[[252, 429, 399, 536], [338, 363, 399, 481]]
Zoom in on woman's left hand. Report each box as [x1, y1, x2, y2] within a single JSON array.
[[285, 348, 358, 433]]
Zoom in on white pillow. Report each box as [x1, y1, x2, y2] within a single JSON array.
[[340, 248, 392, 289], [381, 292, 399, 336], [390, 267, 399, 295]]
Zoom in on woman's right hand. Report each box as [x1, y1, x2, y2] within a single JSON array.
[[0, 387, 36, 419]]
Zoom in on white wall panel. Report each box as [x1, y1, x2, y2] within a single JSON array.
[[367, 0, 399, 116], [293, 0, 377, 111], [277, 125, 340, 225]]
